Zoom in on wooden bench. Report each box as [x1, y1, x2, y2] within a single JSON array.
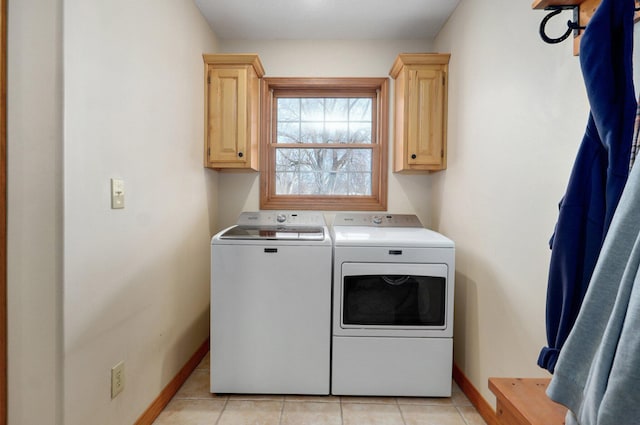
[[489, 378, 567, 425]]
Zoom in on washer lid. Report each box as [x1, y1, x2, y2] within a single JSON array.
[[219, 226, 325, 241], [332, 226, 454, 248], [218, 211, 327, 241]]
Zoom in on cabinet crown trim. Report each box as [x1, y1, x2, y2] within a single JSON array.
[[202, 53, 265, 77], [389, 53, 451, 78]]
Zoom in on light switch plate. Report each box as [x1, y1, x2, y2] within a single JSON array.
[[111, 178, 125, 209]]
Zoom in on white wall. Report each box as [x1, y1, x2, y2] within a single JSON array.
[[432, 0, 611, 405], [217, 40, 437, 229], [7, 0, 64, 424], [63, 1, 218, 424]]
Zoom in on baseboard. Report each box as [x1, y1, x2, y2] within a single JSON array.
[[134, 338, 210, 425], [453, 363, 500, 425]]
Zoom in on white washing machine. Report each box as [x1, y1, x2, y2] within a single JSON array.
[[210, 211, 332, 395], [331, 213, 455, 397]]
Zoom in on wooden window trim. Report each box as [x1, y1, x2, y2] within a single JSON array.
[[260, 77, 388, 211]]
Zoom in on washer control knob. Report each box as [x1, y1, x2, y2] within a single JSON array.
[[276, 213, 287, 223], [372, 216, 383, 225]]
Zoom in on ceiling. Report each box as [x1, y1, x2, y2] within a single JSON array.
[[194, 0, 461, 41]]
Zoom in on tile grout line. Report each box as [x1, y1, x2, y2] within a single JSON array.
[[278, 398, 285, 425], [212, 396, 229, 425], [455, 405, 471, 425], [396, 398, 409, 425]]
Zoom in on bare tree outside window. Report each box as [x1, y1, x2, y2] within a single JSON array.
[[275, 98, 373, 196]]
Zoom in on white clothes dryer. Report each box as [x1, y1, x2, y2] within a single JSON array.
[[331, 213, 455, 397]]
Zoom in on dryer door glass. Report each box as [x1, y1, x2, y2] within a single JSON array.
[[342, 274, 445, 327]]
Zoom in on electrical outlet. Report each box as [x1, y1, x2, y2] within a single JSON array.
[[111, 361, 125, 399]]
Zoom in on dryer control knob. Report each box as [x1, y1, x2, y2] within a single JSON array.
[[372, 216, 382, 225], [276, 213, 287, 223]]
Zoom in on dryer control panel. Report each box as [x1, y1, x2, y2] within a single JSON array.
[[333, 213, 423, 228]]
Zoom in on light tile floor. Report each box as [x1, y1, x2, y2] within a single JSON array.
[[153, 353, 488, 425]]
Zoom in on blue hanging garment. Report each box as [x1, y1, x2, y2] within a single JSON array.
[[537, 0, 636, 373]]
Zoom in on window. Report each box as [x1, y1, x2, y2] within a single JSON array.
[[260, 78, 388, 210]]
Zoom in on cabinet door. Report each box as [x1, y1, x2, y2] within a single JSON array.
[[407, 68, 445, 167], [207, 67, 248, 165]]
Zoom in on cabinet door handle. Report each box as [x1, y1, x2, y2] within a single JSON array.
[[238, 152, 244, 158], [411, 154, 417, 159]]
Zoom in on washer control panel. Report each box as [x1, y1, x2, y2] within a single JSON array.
[[333, 213, 423, 227], [236, 211, 327, 227]]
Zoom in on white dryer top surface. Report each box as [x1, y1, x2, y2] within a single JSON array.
[[332, 226, 454, 248], [332, 213, 453, 248]]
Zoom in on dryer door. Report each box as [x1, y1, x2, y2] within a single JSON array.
[[338, 262, 449, 336]]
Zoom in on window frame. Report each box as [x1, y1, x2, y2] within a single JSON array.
[[260, 77, 389, 211]]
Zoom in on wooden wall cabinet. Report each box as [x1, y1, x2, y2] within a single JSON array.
[[389, 53, 450, 173], [203, 54, 264, 171]]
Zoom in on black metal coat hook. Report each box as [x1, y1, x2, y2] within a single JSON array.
[[539, 6, 585, 44]]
